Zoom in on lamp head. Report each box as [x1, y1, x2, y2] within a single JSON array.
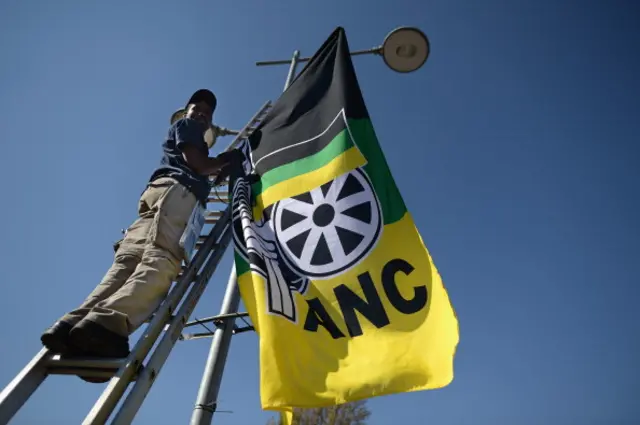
[[380, 27, 430, 73]]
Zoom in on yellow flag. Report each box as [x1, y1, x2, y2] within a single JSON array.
[[229, 27, 459, 411]]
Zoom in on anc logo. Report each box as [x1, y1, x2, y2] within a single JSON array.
[[272, 168, 382, 279], [232, 112, 383, 324]]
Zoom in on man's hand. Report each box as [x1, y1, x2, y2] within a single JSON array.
[[211, 149, 246, 186]]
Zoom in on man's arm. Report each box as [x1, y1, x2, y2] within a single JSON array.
[[181, 144, 227, 175], [175, 119, 227, 176]]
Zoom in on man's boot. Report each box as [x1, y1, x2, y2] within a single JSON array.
[[40, 321, 74, 355], [68, 320, 130, 359]]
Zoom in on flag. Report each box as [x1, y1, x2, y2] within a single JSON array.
[[229, 27, 459, 411]]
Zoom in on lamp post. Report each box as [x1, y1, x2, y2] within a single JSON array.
[[256, 26, 430, 90], [189, 26, 430, 425]]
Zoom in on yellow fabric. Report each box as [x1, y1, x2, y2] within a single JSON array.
[[237, 211, 459, 410]]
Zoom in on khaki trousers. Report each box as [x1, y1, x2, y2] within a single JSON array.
[[60, 177, 198, 337]]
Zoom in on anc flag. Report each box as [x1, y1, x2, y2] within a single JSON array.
[[229, 27, 459, 412]]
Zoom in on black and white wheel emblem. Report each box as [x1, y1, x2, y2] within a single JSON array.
[[273, 168, 382, 279]]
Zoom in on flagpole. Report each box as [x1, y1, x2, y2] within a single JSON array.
[[189, 264, 241, 425], [283, 50, 301, 91]]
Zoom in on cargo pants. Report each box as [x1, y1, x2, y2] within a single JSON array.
[[60, 177, 198, 337]]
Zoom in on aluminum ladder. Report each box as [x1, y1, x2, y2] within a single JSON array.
[[0, 101, 272, 425]]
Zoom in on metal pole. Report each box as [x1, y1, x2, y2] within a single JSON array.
[[190, 264, 242, 425], [255, 46, 382, 68], [283, 50, 301, 91]]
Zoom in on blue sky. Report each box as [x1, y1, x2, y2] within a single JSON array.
[[1, 0, 639, 424]]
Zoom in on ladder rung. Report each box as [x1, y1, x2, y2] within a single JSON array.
[[207, 196, 229, 203], [44, 355, 136, 381], [45, 356, 126, 371], [46, 368, 122, 380], [204, 211, 223, 225], [208, 191, 228, 197]]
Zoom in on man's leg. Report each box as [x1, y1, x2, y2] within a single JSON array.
[[40, 251, 143, 354], [68, 178, 197, 357], [39, 191, 158, 355]]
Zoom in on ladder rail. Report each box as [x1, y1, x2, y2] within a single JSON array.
[[82, 207, 232, 425], [110, 218, 233, 425], [0, 348, 49, 424], [221, 100, 271, 153]]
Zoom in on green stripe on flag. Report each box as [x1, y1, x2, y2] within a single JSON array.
[[252, 128, 354, 197], [351, 118, 407, 225], [250, 118, 407, 225]]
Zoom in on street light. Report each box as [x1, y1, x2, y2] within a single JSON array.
[[168, 27, 429, 150], [256, 26, 430, 85], [379, 26, 430, 73]]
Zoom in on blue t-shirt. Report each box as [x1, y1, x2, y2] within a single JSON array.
[[148, 117, 211, 204]]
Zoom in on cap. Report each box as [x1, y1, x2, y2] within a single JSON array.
[[169, 89, 217, 126], [186, 88, 217, 111]]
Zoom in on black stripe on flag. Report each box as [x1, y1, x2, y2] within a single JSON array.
[[251, 109, 349, 177], [249, 27, 369, 176]]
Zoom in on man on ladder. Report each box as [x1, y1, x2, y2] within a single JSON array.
[[40, 89, 234, 381]]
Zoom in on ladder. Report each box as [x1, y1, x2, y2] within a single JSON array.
[[0, 101, 272, 425]]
